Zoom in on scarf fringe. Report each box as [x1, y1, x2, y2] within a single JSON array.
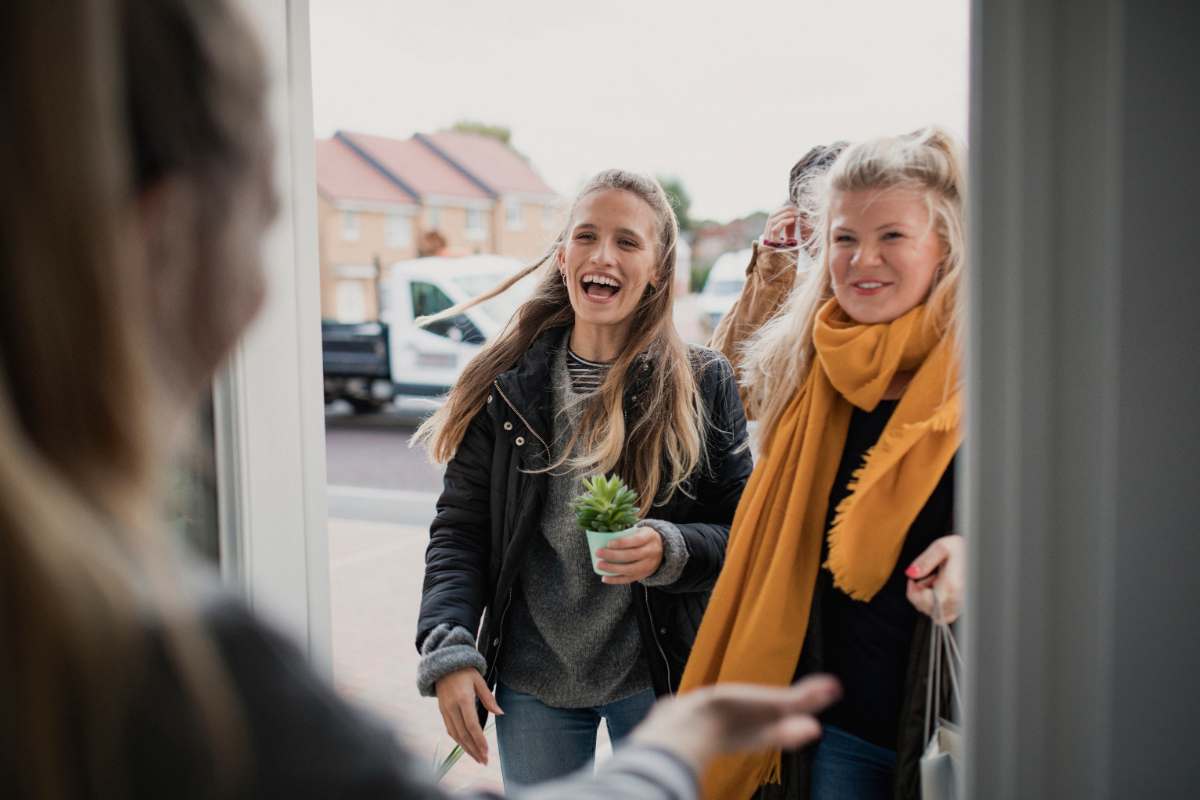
[[825, 400, 961, 601], [760, 751, 783, 787]]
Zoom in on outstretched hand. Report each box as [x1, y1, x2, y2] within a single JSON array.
[[630, 675, 842, 770]]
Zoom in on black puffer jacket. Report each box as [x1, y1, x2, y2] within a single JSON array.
[[416, 327, 752, 715]]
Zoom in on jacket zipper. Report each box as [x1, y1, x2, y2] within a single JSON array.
[[492, 380, 550, 452], [643, 585, 674, 694], [485, 588, 514, 683]]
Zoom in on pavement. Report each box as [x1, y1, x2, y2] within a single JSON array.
[[328, 510, 617, 793], [329, 515, 506, 792]]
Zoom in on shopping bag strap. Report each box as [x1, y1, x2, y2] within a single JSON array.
[[924, 590, 965, 744]]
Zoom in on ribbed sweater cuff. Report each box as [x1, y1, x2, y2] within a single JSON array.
[[640, 519, 689, 587], [416, 623, 486, 697]]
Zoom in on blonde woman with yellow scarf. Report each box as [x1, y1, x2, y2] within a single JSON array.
[[682, 128, 967, 800]]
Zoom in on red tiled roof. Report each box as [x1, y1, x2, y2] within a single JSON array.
[[315, 137, 416, 205], [422, 131, 558, 197], [340, 131, 492, 202]]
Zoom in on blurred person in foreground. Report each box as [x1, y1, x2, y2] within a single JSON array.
[[0, 0, 839, 798], [708, 143, 847, 407], [682, 129, 968, 799]]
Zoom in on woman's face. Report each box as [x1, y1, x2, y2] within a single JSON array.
[[828, 187, 945, 324], [558, 188, 660, 333], [144, 141, 276, 399]]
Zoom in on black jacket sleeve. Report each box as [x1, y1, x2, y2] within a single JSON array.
[[415, 406, 496, 652], [657, 355, 753, 595]]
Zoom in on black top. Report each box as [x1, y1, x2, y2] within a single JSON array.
[[818, 400, 956, 750]]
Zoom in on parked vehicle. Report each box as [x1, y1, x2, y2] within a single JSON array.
[[322, 255, 536, 412], [321, 320, 394, 413], [697, 248, 752, 334]]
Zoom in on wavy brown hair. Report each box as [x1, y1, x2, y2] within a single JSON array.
[[415, 169, 708, 507]]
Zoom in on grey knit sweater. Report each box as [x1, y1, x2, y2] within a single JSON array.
[[417, 335, 689, 703], [494, 343, 649, 706]]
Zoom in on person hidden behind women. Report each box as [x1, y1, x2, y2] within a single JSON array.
[[708, 141, 847, 408]]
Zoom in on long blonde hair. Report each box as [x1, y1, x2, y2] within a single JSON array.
[[743, 127, 967, 445], [415, 170, 708, 507], [0, 0, 268, 796]]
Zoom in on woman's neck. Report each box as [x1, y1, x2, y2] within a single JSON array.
[[569, 322, 628, 363]]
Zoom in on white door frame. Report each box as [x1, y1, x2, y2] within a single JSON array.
[[213, 0, 331, 672]]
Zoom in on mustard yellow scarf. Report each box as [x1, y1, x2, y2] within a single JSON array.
[[679, 298, 962, 800]]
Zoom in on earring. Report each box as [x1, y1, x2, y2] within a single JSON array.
[[560, 270, 567, 286]]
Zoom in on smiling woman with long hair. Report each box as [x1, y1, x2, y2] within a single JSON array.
[[682, 128, 968, 800], [414, 170, 754, 788]]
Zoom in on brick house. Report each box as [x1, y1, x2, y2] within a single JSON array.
[[315, 129, 561, 321]]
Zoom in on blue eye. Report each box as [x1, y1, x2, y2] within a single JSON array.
[[882, 231, 903, 240], [835, 234, 856, 243]]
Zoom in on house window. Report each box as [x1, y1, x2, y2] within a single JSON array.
[[341, 210, 359, 241], [335, 280, 368, 322], [466, 208, 487, 242], [505, 200, 523, 231], [386, 213, 411, 248], [426, 206, 441, 231]]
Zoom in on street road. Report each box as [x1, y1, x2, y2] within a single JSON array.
[[324, 399, 445, 525]]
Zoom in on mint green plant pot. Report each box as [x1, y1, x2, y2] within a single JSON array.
[[586, 526, 638, 576]]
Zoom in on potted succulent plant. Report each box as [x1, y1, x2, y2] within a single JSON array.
[[572, 474, 641, 576]]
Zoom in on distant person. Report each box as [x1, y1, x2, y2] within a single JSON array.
[[682, 129, 968, 800], [0, 1, 840, 798], [414, 170, 754, 789], [419, 228, 449, 257], [709, 142, 847, 409]]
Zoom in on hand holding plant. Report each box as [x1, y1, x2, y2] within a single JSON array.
[[573, 475, 663, 583]]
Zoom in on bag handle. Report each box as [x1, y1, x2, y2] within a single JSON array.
[[923, 590, 964, 744]]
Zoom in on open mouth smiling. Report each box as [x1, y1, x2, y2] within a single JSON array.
[[580, 272, 622, 301]]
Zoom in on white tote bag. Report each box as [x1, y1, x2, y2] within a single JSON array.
[[920, 592, 963, 800]]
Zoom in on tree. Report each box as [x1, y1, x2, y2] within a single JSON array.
[[450, 120, 512, 146], [657, 175, 694, 233]]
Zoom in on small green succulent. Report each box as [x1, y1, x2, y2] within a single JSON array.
[[572, 474, 641, 533]]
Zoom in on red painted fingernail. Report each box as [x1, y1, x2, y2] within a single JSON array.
[[905, 565, 921, 578]]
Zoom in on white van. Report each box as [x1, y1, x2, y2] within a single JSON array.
[[698, 248, 753, 334], [383, 255, 537, 397]]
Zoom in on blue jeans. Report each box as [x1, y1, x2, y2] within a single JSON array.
[[495, 683, 656, 788], [810, 724, 897, 800]]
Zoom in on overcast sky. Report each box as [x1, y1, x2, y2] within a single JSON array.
[[309, 0, 969, 221]]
